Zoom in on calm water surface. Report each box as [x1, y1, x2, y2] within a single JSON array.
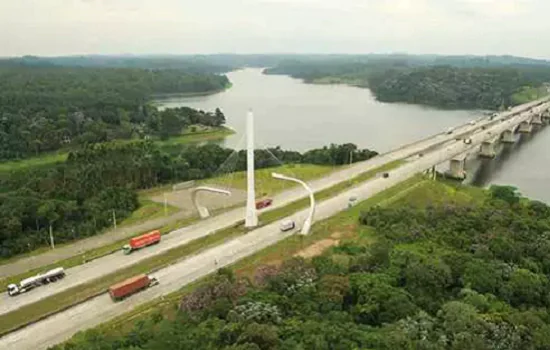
[[157, 68, 550, 203]]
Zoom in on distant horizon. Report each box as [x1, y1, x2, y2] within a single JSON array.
[[4, 1, 550, 59], [3, 52, 550, 62]]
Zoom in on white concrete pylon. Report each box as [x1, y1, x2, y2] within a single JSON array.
[[245, 110, 259, 228]]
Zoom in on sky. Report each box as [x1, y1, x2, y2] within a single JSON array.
[[1, 0, 549, 58]]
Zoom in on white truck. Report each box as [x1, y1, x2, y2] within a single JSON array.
[[7, 267, 65, 296]]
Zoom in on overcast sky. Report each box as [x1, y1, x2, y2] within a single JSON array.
[[1, 0, 549, 58]]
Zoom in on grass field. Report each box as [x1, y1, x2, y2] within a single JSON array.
[[0, 127, 233, 173], [511, 86, 548, 105], [0, 160, 405, 336], [202, 163, 338, 197]]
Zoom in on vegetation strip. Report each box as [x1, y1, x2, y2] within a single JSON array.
[[0, 160, 403, 336]]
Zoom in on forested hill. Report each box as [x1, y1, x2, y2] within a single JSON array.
[[0, 66, 230, 160], [265, 58, 550, 110], [368, 66, 550, 110], [0, 55, 232, 74]]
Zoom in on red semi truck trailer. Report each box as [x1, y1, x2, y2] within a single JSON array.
[[122, 230, 161, 255], [108, 274, 158, 301]]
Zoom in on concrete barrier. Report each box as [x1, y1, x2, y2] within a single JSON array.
[[172, 181, 196, 191]]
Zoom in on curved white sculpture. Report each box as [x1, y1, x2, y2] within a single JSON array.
[[271, 172, 316, 235], [191, 186, 231, 219]]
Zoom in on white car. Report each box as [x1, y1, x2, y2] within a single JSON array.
[[280, 220, 295, 232]]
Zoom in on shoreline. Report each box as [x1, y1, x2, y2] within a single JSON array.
[[152, 82, 233, 101]]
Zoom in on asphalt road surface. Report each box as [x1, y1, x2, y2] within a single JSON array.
[[1, 102, 548, 349]]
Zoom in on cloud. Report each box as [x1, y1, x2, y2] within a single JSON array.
[[0, 0, 549, 58]]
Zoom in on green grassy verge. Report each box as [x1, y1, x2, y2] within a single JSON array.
[[0, 160, 404, 336], [92, 175, 427, 337], [511, 86, 548, 105], [202, 163, 338, 197], [0, 127, 233, 173]]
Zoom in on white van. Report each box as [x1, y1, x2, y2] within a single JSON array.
[[280, 220, 295, 232]]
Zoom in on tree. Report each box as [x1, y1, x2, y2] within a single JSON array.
[[503, 268, 547, 307], [489, 185, 521, 206], [350, 273, 417, 326]]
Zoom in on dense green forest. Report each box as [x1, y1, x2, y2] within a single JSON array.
[[51, 183, 550, 350], [0, 66, 230, 160], [13, 53, 548, 71], [0, 142, 377, 258], [367, 66, 550, 109], [265, 60, 550, 110]]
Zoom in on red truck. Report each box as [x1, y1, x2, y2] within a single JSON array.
[[122, 230, 161, 255], [255, 198, 273, 210], [108, 274, 158, 301]]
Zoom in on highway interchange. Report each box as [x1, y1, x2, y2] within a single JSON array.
[[1, 97, 549, 349]]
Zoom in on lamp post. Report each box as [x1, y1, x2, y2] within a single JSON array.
[[271, 172, 315, 235], [191, 186, 231, 219]]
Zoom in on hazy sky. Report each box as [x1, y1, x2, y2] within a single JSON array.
[[1, 0, 549, 58]]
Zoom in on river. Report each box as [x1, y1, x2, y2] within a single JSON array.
[[156, 68, 550, 203]]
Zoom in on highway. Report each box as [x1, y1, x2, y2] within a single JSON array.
[[0, 106, 519, 316], [0, 97, 539, 280], [0, 98, 548, 349], [3, 102, 548, 349]]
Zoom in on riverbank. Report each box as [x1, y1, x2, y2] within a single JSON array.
[[0, 126, 234, 173], [152, 82, 233, 102]]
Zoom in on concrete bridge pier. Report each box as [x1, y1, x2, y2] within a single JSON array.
[[519, 121, 533, 133], [448, 155, 467, 180], [479, 137, 498, 158], [501, 129, 516, 143], [531, 113, 543, 125]]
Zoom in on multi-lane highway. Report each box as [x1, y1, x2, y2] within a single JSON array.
[[3, 99, 548, 349], [0, 105, 522, 316], [0, 97, 537, 280], [1, 97, 549, 349]]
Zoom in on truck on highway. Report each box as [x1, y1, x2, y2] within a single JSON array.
[[122, 230, 161, 255], [256, 198, 273, 210], [108, 274, 158, 301], [7, 267, 65, 296]]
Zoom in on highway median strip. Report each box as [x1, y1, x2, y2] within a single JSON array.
[[0, 160, 403, 336], [93, 175, 426, 337]]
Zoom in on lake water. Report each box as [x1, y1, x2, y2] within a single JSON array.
[[157, 68, 550, 203]]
